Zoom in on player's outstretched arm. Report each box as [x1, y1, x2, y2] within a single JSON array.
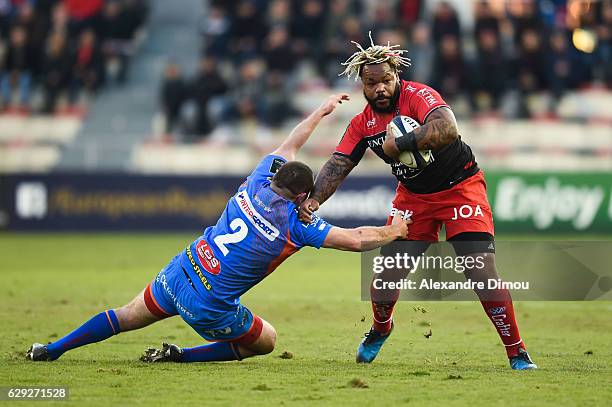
[[299, 154, 356, 223], [272, 93, 349, 161], [382, 106, 459, 160], [322, 216, 411, 252]]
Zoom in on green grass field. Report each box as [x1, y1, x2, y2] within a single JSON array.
[[1, 233, 611, 406]]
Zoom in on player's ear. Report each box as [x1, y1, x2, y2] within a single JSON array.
[[294, 192, 307, 206]]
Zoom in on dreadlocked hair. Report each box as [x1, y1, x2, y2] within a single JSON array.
[[339, 31, 411, 81]]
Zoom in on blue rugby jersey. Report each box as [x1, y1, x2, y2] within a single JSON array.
[[179, 154, 332, 312]]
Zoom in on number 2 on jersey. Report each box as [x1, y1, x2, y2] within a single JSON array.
[[213, 218, 248, 256]]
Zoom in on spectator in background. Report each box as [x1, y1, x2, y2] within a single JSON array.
[[431, 1, 460, 45], [190, 56, 228, 137], [396, 0, 423, 30], [515, 28, 548, 117], [432, 34, 465, 100], [0, 1, 12, 38], [509, 0, 544, 47], [259, 70, 299, 128], [267, 0, 290, 27], [595, 0, 612, 87], [474, 0, 499, 41], [99, 1, 135, 84], [323, 15, 364, 85], [229, 0, 267, 62], [14, 3, 48, 75], [470, 28, 507, 113], [262, 26, 296, 75], [200, 4, 230, 59], [547, 30, 574, 108], [322, 0, 354, 45], [42, 30, 71, 113], [50, 2, 69, 34], [290, 0, 325, 68], [370, 4, 396, 32], [70, 29, 104, 103], [407, 23, 433, 84], [63, 0, 104, 36], [1, 25, 34, 110], [160, 61, 186, 135], [223, 58, 263, 124]]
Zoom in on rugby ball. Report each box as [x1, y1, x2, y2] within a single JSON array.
[[387, 116, 432, 169]]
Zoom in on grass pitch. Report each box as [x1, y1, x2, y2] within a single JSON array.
[[1, 233, 611, 406]]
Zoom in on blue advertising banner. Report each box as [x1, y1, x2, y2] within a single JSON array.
[[1, 172, 611, 233], [0, 173, 396, 231]]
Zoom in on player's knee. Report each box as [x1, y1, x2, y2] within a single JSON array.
[[257, 324, 277, 355]]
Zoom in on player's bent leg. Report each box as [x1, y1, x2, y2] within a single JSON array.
[[28, 283, 172, 362], [449, 232, 536, 370], [177, 316, 274, 362], [143, 307, 275, 363], [115, 287, 167, 332], [234, 318, 276, 358]]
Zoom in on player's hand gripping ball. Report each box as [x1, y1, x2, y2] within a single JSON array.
[[386, 116, 433, 169]]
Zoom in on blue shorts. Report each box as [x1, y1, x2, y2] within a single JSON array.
[[145, 255, 262, 344]]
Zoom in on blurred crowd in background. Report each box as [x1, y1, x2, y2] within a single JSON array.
[[161, 0, 612, 139], [0, 0, 149, 114]]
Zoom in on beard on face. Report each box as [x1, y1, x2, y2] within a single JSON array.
[[364, 82, 400, 113]]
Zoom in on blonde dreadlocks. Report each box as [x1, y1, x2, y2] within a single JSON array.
[[339, 31, 411, 81]]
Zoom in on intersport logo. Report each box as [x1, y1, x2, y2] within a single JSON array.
[[235, 192, 279, 241]]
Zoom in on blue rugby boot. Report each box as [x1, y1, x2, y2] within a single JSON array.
[[509, 348, 537, 370], [356, 323, 393, 363]]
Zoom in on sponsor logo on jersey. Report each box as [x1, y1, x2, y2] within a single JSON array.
[[417, 88, 437, 106], [203, 327, 232, 337], [254, 194, 272, 212], [451, 205, 484, 220], [235, 192, 280, 241], [196, 239, 221, 275], [367, 135, 386, 148], [269, 157, 285, 174], [390, 206, 414, 220], [157, 273, 195, 319], [405, 83, 417, 92], [185, 247, 212, 290], [366, 118, 376, 128]]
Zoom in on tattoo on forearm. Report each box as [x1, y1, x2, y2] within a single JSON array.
[[413, 107, 459, 150], [310, 154, 355, 204]]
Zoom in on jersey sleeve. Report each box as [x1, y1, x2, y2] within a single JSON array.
[[334, 116, 367, 164], [245, 154, 287, 190], [408, 83, 449, 124], [290, 213, 332, 249]]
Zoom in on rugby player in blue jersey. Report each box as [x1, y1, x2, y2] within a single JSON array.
[[27, 93, 410, 363]]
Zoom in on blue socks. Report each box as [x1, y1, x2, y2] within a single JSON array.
[[181, 342, 241, 362], [46, 310, 121, 360], [44, 309, 242, 362]]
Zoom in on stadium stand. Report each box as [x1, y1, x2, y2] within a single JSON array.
[[0, 0, 610, 173]]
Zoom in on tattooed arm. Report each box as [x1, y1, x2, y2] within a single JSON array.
[[298, 154, 356, 223], [382, 107, 459, 160]]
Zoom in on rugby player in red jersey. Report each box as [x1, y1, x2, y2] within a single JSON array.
[[299, 34, 536, 370]]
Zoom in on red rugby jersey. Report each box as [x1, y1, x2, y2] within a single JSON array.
[[335, 80, 478, 194]]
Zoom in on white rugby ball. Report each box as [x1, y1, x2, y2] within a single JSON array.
[[387, 115, 432, 169]]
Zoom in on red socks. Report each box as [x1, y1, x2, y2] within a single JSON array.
[[371, 287, 526, 357], [372, 301, 395, 333], [479, 289, 526, 357]]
